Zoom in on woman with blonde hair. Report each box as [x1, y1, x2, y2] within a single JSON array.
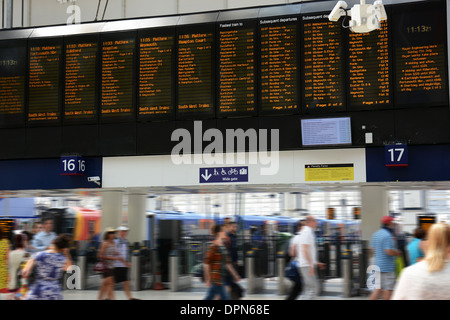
[[392, 223, 450, 299]]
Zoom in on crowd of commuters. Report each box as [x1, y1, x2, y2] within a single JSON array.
[[367, 215, 450, 300], [0, 218, 137, 300], [2, 213, 450, 301]]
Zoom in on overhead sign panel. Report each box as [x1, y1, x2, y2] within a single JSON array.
[[199, 166, 248, 183]]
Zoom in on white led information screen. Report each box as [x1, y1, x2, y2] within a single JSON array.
[[301, 117, 352, 146]]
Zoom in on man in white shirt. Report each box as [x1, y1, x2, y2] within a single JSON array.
[[114, 226, 139, 300], [296, 215, 324, 300], [286, 220, 304, 300]]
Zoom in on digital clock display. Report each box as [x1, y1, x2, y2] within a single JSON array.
[[0, 41, 26, 127], [393, 1, 448, 107]]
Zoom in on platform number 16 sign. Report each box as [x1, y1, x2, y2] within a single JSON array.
[[60, 156, 86, 175], [385, 144, 408, 167]]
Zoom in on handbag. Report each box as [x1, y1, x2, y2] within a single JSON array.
[[93, 260, 106, 272], [285, 260, 302, 284]]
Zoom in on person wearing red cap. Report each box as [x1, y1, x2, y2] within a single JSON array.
[[368, 215, 401, 300]]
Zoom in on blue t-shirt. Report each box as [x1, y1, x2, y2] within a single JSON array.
[[407, 238, 424, 265], [370, 228, 396, 272]]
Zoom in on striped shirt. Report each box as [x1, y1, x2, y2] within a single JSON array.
[[114, 238, 129, 268], [370, 228, 396, 272], [204, 244, 229, 285]]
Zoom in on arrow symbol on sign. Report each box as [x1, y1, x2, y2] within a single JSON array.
[[201, 169, 212, 181]]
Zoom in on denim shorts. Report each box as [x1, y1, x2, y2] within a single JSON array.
[[380, 272, 396, 290]]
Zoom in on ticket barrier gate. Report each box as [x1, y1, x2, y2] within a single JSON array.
[[168, 249, 192, 291], [245, 250, 264, 294], [131, 244, 155, 291], [277, 252, 289, 295]]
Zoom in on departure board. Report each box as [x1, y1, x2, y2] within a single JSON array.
[[101, 34, 135, 122], [0, 42, 26, 127], [177, 25, 215, 118], [217, 21, 257, 117], [138, 29, 175, 120], [28, 39, 62, 124], [393, 1, 448, 107], [348, 20, 392, 110], [64, 37, 98, 123], [302, 14, 345, 112], [259, 17, 298, 115]]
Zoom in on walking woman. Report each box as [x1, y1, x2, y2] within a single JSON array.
[[0, 226, 10, 293], [392, 223, 450, 300], [22, 234, 72, 300], [97, 227, 127, 300]]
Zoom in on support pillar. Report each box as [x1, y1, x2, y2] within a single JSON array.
[[101, 190, 123, 234], [127, 192, 147, 245], [360, 185, 389, 242]]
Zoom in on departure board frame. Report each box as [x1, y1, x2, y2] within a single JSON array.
[[0, 0, 448, 161], [63, 33, 100, 125], [99, 31, 137, 124], [300, 12, 347, 114], [345, 6, 394, 112], [216, 18, 258, 118], [258, 14, 300, 116], [391, 0, 449, 108], [0, 39, 27, 128], [27, 36, 63, 126], [176, 22, 216, 120], [137, 26, 176, 122]]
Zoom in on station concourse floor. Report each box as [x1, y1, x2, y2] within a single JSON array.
[[61, 277, 368, 301]]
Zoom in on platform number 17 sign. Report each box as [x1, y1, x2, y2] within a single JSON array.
[[385, 144, 408, 167]]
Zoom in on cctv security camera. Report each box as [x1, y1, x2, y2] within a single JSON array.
[[329, 0, 387, 33], [373, 0, 387, 21], [88, 176, 101, 186], [329, 1, 348, 22]]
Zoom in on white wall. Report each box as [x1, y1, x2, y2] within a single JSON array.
[[4, 0, 312, 29], [102, 148, 366, 189]]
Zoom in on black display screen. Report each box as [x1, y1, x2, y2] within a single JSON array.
[[0, 40, 26, 127], [347, 19, 392, 110], [64, 35, 99, 123], [301, 14, 345, 113], [176, 24, 215, 119], [259, 16, 299, 115], [217, 20, 257, 117], [138, 28, 175, 121], [100, 32, 136, 122], [28, 38, 62, 124], [392, 0, 448, 107]]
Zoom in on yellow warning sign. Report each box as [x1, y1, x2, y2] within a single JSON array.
[[305, 164, 354, 182]]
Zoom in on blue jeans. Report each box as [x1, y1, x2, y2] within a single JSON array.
[[204, 283, 230, 300]]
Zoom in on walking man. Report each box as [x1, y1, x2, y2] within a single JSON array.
[[369, 216, 401, 300], [297, 216, 325, 300], [114, 225, 139, 300]]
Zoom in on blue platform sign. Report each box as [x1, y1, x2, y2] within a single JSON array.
[[200, 166, 249, 183], [60, 156, 87, 175], [385, 144, 408, 167]]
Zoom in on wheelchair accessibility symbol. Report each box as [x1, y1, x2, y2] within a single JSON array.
[[200, 166, 249, 183]]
